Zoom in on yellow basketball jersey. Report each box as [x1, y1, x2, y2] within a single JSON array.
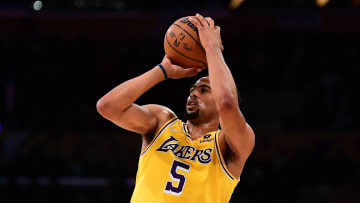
[[130, 117, 239, 203]]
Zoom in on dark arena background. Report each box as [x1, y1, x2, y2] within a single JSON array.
[[0, 0, 359, 202]]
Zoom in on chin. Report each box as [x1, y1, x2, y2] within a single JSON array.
[[184, 109, 200, 120]]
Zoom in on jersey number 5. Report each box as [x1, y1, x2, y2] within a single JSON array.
[[164, 160, 190, 196]]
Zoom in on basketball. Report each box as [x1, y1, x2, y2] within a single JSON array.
[[164, 16, 207, 69]]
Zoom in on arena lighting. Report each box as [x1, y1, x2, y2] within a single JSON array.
[[316, 0, 330, 7], [33, 1, 43, 11], [229, 0, 245, 10]]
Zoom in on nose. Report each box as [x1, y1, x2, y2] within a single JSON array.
[[190, 89, 198, 98]]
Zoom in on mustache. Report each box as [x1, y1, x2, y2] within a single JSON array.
[[187, 98, 199, 105]]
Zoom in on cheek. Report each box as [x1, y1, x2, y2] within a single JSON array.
[[198, 102, 206, 109], [199, 98, 216, 109]]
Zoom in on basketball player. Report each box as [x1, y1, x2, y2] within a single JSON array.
[[97, 14, 255, 202]]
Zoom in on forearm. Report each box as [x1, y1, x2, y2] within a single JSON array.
[[97, 65, 164, 113], [206, 47, 238, 106]]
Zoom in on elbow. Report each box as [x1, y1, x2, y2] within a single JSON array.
[[96, 94, 131, 119], [96, 98, 112, 118]]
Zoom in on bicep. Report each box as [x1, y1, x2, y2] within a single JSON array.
[[106, 103, 158, 135]]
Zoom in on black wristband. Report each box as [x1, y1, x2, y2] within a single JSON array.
[[157, 63, 168, 80]]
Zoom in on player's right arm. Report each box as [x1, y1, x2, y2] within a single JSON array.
[[96, 56, 201, 141]]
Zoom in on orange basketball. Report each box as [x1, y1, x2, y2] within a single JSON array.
[[164, 16, 207, 69]]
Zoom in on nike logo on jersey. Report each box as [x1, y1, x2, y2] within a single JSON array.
[[156, 136, 212, 164]]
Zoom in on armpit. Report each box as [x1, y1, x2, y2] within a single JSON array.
[[224, 141, 239, 164], [143, 128, 156, 144]]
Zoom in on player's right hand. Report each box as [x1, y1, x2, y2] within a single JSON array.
[[189, 14, 223, 52], [161, 55, 202, 79]]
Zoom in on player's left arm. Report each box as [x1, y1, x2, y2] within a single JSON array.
[[191, 14, 255, 178]]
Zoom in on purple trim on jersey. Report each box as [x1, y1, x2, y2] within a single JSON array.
[[141, 118, 178, 156], [182, 123, 192, 140], [214, 132, 234, 181]]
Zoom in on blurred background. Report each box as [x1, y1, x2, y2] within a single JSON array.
[[0, 0, 359, 202]]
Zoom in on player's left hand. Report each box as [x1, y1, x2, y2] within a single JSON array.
[[189, 14, 224, 52], [161, 55, 202, 79]]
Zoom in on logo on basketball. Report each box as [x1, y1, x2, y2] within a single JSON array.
[[174, 33, 185, 47], [179, 17, 199, 36], [183, 43, 193, 52]]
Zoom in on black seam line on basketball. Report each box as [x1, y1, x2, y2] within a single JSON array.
[[165, 34, 206, 66], [173, 23, 206, 54]]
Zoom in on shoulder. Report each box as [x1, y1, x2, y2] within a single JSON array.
[[143, 104, 176, 122], [218, 123, 255, 155], [141, 104, 177, 142], [218, 123, 255, 148]]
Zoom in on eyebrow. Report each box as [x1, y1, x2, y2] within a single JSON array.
[[191, 84, 211, 89]]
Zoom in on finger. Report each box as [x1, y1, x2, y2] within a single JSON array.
[[184, 67, 201, 77], [189, 16, 203, 29], [196, 13, 208, 27], [216, 25, 222, 40], [161, 55, 169, 64], [205, 17, 214, 27], [215, 26, 222, 39]]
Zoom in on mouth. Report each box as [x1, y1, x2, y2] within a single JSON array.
[[186, 99, 198, 110]]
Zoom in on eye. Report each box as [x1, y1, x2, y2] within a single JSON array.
[[201, 88, 209, 93], [190, 88, 195, 93]]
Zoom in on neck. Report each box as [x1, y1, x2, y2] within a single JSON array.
[[186, 120, 219, 140]]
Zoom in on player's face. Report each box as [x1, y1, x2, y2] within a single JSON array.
[[185, 77, 218, 121]]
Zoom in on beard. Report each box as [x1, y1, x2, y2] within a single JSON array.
[[183, 109, 200, 121]]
